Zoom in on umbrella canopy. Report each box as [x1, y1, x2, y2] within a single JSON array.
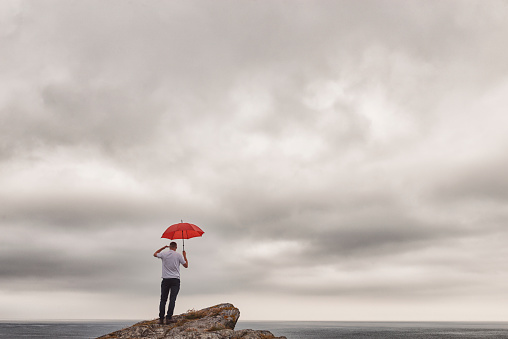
[[161, 222, 204, 250]]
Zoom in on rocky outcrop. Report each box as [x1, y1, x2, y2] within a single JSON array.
[[97, 303, 286, 339]]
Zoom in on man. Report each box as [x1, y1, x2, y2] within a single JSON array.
[[153, 242, 188, 325]]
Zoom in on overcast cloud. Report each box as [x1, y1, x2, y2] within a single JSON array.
[[1, 0, 508, 321]]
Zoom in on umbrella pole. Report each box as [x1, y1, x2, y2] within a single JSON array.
[[181, 221, 185, 252]]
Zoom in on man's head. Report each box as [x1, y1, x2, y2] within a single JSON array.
[[169, 242, 177, 250]]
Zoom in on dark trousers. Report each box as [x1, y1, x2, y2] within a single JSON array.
[[159, 278, 180, 320]]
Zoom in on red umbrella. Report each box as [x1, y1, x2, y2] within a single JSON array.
[[161, 221, 204, 250]]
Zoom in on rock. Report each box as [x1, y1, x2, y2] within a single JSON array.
[[97, 303, 286, 339]]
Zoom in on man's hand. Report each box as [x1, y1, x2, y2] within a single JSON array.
[[153, 245, 169, 257], [182, 250, 188, 268]]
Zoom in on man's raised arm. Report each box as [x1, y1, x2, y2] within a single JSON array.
[[153, 246, 168, 257]]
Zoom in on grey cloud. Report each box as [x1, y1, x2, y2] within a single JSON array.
[[0, 77, 165, 158], [1, 193, 169, 228], [0, 250, 138, 292], [432, 155, 508, 203], [308, 222, 446, 259]]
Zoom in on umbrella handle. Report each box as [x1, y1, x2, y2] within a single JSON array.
[[182, 230, 185, 252]]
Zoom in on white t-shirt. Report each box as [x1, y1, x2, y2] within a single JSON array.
[[157, 250, 186, 279]]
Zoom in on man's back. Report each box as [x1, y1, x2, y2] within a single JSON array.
[[157, 250, 186, 279]]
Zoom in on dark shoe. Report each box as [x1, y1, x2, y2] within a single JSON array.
[[166, 318, 177, 324], [158, 318, 164, 325]]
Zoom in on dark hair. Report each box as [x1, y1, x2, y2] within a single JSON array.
[[170, 242, 177, 248]]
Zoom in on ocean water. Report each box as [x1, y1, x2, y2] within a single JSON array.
[[236, 321, 508, 339], [1, 320, 508, 338], [0, 321, 135, 339]]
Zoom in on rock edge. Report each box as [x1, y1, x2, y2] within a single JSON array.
[[97, 303, 286, 339]]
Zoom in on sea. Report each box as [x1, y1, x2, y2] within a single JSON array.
[[1, 320, 508, 338]]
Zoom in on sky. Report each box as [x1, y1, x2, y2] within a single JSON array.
[[1, 0, 508, 321]]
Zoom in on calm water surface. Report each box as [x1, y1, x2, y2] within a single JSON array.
[[1, 320, 508, 338], [0, 321, 135, 338], [237, 321, 508, 339]]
